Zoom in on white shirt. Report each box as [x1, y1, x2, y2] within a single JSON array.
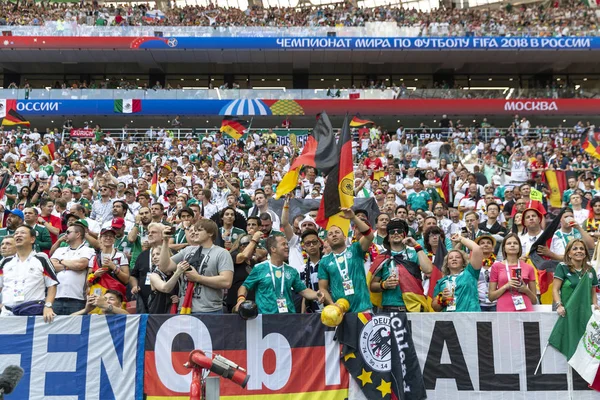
[[0, 251, 58, 307], [52, 243, 95, 300]]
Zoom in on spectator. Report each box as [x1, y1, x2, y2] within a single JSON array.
[[0, 225, 58, 323]]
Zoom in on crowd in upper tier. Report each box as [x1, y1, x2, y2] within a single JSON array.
[[1, 0, 599, 37]]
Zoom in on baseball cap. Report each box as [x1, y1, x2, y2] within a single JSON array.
[[111, 217, 125, 229], [8, 209, 24, 220], [164, 190, 177, 197], [74, 219, 89, 229], [100, 227, 116, 236], [72, 186, 82, 193]]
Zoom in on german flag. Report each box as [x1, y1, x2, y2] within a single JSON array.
[[528, 207, 566, 304], [368, 254, 432, 312], [41, 142, 56, 161], [275, 112, 338, 199], [427, 240, 447, 305], [545, 170, 576, 208], [583, 128, 600, 160], [316, 115, 354, 233], [220, 116, 249, 140], [150, 166, 162, 197], [350, 114, 374, 127], [1, 109, 30, 126]]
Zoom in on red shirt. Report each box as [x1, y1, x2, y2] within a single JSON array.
[[364, 157, 383, 179], [41, 214, 62, 244], [511, 199, 546, 218]]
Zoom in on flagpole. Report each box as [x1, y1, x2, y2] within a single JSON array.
[[567, 365, 574, 400], [534, 342, 549, 375]]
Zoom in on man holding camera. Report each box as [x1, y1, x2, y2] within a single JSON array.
[[159, 219, 233, 314]]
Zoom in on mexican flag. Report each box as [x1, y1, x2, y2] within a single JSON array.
[[568, 310, 600, 390], [114, 99, 141, 114], [548, 271, 600, 391]]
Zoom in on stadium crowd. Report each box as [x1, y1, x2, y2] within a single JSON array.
[[0, 113, 599, 322], [1, 0, 599, 37]]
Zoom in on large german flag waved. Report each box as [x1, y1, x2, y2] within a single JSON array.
[[350, 113, 374, 127], [220, 116, 249, 140], [316, 115, 354, 233], [275, 112, 338, 199], [2, 109, 30, 126]]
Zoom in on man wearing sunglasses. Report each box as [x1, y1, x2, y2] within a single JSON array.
[[370, 219, 433, 312]]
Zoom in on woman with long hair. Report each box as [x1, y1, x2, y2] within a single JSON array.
[[553, 239, 600, 317], [511, 212, 525, 235], [424, 226, 445, 262], [413, 211, 427, 242], [219, 206, 246, 251], [432, 234, 483, 312], [488, 233, 537, 312]]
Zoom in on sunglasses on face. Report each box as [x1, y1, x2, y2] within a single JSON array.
[[240, 241, 250, 246], [388, 228, 404, 235], [302, 240, 320, 247]]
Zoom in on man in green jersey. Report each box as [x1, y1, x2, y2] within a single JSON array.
[[318, 208, 374, 313], [236, 235, 322, 314]]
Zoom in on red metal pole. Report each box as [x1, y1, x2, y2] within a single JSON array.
[[189, 367, 202, 400]]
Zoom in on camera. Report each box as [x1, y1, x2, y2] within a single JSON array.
[[166, 226, 176, 235]]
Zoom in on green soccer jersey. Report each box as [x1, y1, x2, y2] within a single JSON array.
[[376, 249, 419, 307], [220, 226, 246, 242], [433, 263, 480, 312], [554, 262, 599, 306], [407, 191, 431, 212], [318, 242, 372, 313], [242, 261, 307, 314]]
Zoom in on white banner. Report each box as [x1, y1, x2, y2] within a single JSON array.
[[0, 99, 6, 119], [0, 315, 141, 399], [406, 312, 599, 400]]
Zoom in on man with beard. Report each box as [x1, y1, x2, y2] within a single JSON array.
[[370, 219, 433, 312], [318, 208, 374, 313]]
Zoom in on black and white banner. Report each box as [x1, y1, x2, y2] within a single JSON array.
[[404, 312, 597, 399]]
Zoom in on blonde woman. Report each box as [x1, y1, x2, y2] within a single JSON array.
[[432, 234, 483, 312], [553, 239, 600, 317]]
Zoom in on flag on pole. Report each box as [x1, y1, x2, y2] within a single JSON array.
[[114, 99, 142, 114], [275, 112, 338, 199], [350, 114, 374, 127], [151, 167, 163, 198], [567, 310, 600, 390], [427, 240, 447, 303], [548, 271, 594, 359], [545, 170, 576, 208], [316, 115, 354, 233], [41, 142, 56, 161], [1, 109, 30, 126], [219, 116, 249, 140]]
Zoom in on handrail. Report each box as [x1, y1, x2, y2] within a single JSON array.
[[0, 87, 587, 100], [2, 23, 600, 38], [47, 126, 581, 144]]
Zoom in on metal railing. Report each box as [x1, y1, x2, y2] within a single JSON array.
[[54, 126, 583, 144], [0, 87, 592, 100], [2, 22, 600, 38]]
